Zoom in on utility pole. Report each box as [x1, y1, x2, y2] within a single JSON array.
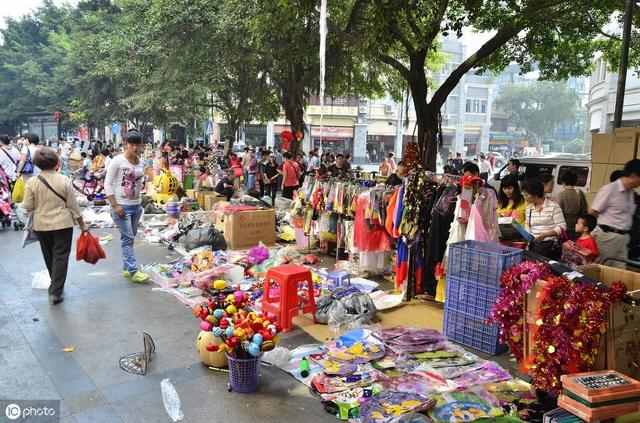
[[613, 0, 634, 129]]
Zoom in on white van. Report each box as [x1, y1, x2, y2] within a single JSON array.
[[490, 154, 592, 199]]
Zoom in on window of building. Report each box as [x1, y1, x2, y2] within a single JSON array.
[[465, 98, 487, 114], [558, 166, 589, 187]]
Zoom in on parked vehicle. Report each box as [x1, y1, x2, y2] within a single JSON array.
[[489, 154, 592, 199]]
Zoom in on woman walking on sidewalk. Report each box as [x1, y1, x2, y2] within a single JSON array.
[[22, 147, 88, 305], [104, 129, 149, 283]]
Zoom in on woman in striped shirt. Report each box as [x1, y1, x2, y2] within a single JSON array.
[[522, 178, 566, 259]]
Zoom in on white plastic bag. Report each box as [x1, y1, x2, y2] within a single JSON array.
[[160, 378, 184, 422], [32, 270, 50, 290]]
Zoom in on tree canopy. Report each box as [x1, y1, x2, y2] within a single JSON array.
[[495, 81, 580, 148], [0, 0, 636, 162]]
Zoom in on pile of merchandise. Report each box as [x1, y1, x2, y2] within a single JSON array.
[[274, 326, 536, 422]]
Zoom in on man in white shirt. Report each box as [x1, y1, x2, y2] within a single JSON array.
[[590, 159, 640, 266], [0, 135, 20, 181], [478, 153, 492, 182]]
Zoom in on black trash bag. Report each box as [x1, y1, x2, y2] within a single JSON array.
[[181, 226, 227, 251]]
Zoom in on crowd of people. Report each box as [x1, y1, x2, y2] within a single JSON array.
[[1, 130, 639, 305]]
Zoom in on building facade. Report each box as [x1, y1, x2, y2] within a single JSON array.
[[210, 37, 497, 163], [587, 55, 640, 136]]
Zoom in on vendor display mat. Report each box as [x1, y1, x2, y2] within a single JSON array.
[[293, 301, 444, 341]]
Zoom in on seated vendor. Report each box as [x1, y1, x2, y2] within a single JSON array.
[[195, 166, 215, 190], [385, 161, 407, 187], [215, 168, 235, 201]]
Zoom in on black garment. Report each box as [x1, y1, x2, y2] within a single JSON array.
[[282, 185, 297, 200], [264, 183, 278, 205], [423, 185, 457, 296], [385, 173, 403, 187], [215, 177, 234, 201], [36, 227, 73, 298], [328, 163, 352, 180], [451, 158, 464, 172], [262, 162, 279, 180]]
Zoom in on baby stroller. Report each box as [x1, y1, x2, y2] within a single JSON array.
[[73, 168, 105, 201], [0, 168, 12, 229]]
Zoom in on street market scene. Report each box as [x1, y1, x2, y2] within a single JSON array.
[[1, 1, 640, 422]]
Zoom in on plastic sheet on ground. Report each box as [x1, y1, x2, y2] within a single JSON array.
[[82, 206, 114, 228], [160, 378, 184, 422], [369, 290, 404, 310], [31, 270, 50, 289]]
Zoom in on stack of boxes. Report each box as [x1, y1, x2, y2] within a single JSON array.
[[589, 128, 640, 203]]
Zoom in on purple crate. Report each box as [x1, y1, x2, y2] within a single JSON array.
[[447, 240, 522, 286], [444, 276, 501, 319], [443, 308, 506, 355]]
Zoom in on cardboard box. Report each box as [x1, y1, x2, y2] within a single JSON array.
[[203, 193, 225, 211], [590, 163, 609, 192], [578, 264, 640, 379], [186, 189, 198, 200], [590, 163, 624, 192], [612, 128, 639, 164], [223, 209, 275, 250], [592, 133, 615, 164]]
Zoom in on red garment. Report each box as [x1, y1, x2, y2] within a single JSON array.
[[385, 188, 399, 237], [353, 194, 391, 252], [576, 235, 599, 261], [282, 160, 299, 188]]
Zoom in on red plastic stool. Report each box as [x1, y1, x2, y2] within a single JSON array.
[[262, 264, 316, 332]]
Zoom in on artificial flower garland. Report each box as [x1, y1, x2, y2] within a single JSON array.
[[529, 276, 626, 393], [490, 261, 551, 362], [490, 261, 627, 394]]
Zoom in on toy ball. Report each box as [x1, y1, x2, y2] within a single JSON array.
[[206, 315, 217, 324], [192, 305, 203, 318], [247, 342, 261, 357], [212, 327, 223, 337], [252, 334, 263, 346], [225, 305, 237, 315], [219, 319, 229, 329], [213, 309, 225, 319], [234, 291, 245, 304], [225, 294, 235, 305], [233, 328, 245, 339], [213, 279, 227, 290], [225, 327, 234, 338], [200, 321, 213, 332]]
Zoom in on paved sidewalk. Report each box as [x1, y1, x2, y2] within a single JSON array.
[[0, 229, 332, 423]]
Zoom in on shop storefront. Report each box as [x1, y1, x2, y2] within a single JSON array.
[[311, 126, 354, 156], [365, 135, 395, 163]]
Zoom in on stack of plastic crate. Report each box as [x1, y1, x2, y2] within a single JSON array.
[[444, 240, 523, 355]]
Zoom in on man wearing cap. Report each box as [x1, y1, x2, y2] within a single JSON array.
[[105, 129, 149, 283]]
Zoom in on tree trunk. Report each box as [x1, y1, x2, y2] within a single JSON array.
[[282, 64, 306, 155], [408, 54, 439, 171], [224, 119, 239, 156]]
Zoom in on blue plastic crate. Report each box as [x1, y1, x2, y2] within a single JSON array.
[[444, 276, 501, 319], [443, 308, 506, 355], [447, 240, 522, 286]]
